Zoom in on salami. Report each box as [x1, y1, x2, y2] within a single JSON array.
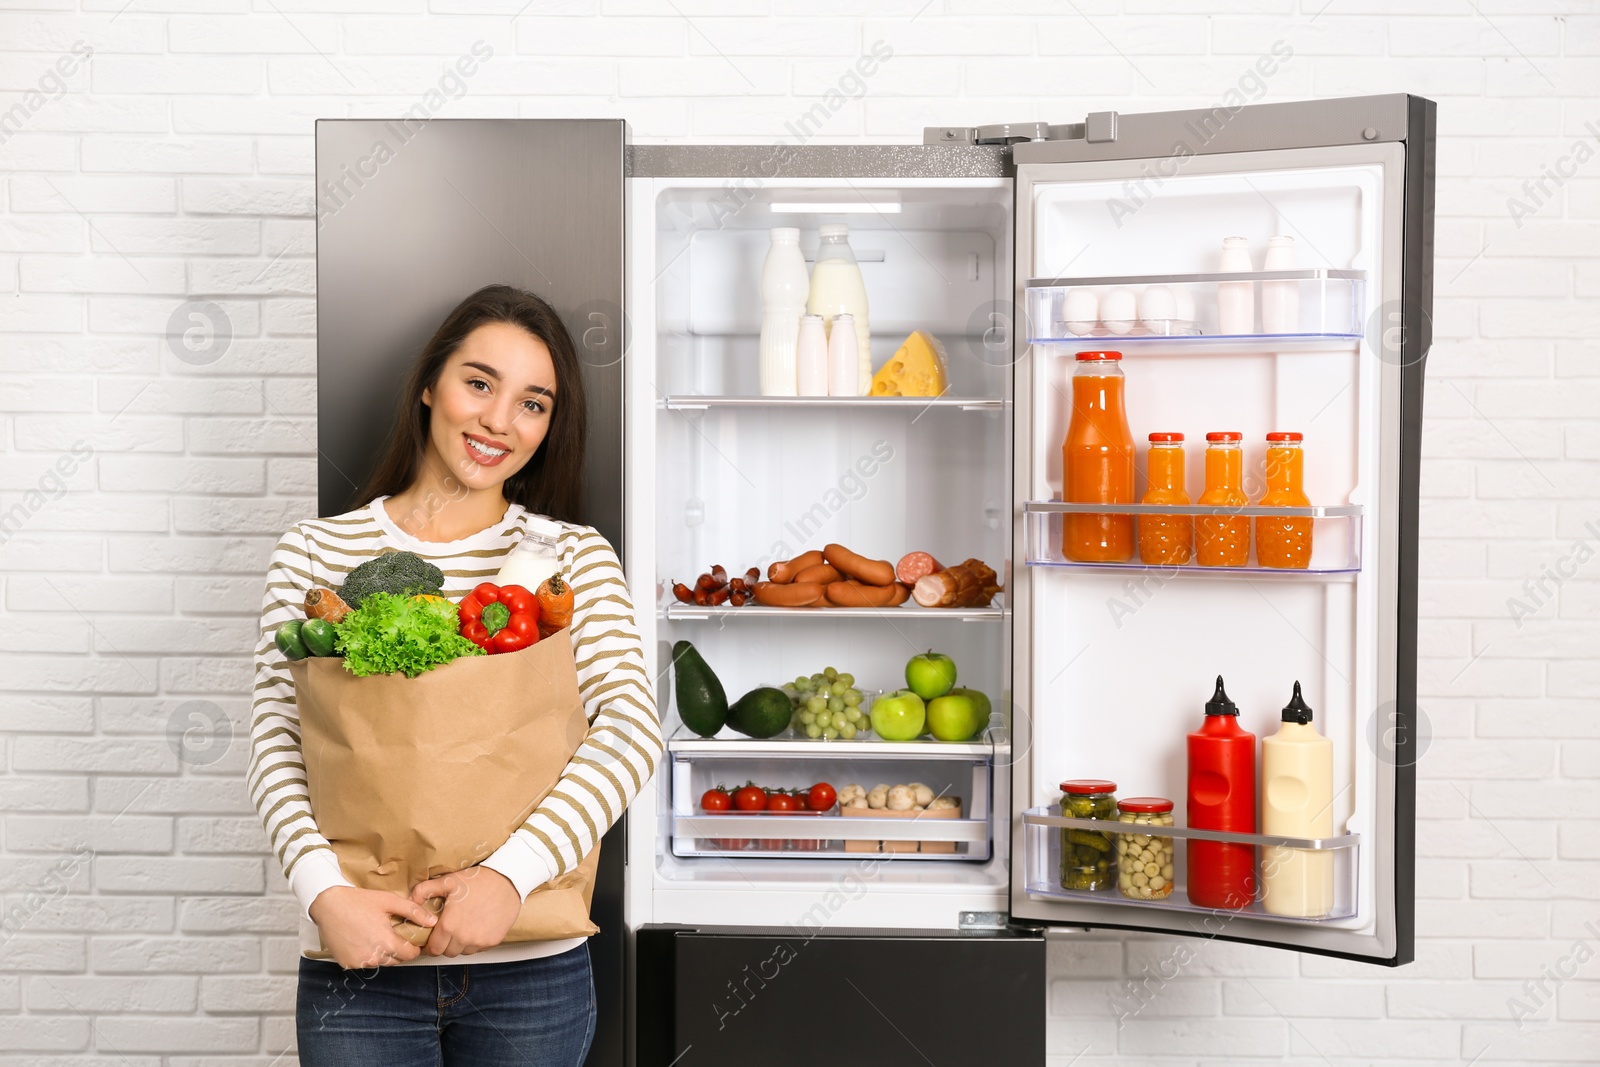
[[895, 551, 943, 586]]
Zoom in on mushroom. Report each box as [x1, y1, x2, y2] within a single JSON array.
[[887, 785, 915, 811], [909, 782, 934, 807], [866, 784, 889, 810]]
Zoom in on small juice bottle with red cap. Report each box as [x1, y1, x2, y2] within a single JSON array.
[[1138, 433, 1192, 565], [1196, 432, 1250, 567], [1255, 432, 1312, 569], [1061, 351, 1135, 562]]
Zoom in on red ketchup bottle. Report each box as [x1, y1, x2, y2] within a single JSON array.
[[1186, 676, 1258, 910]]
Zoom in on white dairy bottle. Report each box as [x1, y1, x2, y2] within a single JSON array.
[[494, 516, 562, 592], [1216, 236, 1255, 335], [1260, 235, 1300, 334], [806, 223, 871, 394], [795, 314, 828, 396], [1260, 681, 1335, 918], [826, 314, 859, 396], [758, 227, 809, 395]]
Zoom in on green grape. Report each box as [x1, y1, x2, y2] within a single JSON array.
[[843, 690, 861, 707], [819, 711, 835, 728], [807, 696, 827, 712], [830, 681, 847, 696], [793, 675, 809, 689], [838, 672, 855, 687], [823, 666, 838, 681], [805, 723, 822, 738], [823, 726, 839, 739], [841, 723, 857, 739], [799, 710, 815, 726], [828, 696, 844, 713], [845, 706, 862, 723], [811, 673, 825, 685]]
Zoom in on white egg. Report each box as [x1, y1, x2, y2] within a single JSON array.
[[1139, 285, 1177, 329], [1101, 288, 1137, 334], [1062, 288, 1099, 335], [1173, 286, 1197, 323]]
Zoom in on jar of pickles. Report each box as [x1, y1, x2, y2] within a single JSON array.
[[1059, 779, 1118, 891], [1115, 797, 1176, 900]]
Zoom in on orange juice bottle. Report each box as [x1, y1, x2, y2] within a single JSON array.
[[1139, 433, 1192, 565], [1062, 351, 1135, 562], [1256, 432, 1313, 568], [1196, 432, 1249, 567]]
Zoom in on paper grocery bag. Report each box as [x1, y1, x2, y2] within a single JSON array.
[[288, 629, 601, 961]]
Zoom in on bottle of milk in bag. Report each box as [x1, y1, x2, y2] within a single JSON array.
[[494, 516, 562, 591], [806, 224, 872, 395]]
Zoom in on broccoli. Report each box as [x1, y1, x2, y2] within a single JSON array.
[[337, 550, 445, 609]]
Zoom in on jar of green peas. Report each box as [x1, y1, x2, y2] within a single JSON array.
[[1059, 779, 1118, 891]]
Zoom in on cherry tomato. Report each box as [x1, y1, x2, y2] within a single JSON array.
[[806, 782, 837, 812], [701, 789, 732, 812], [768, 793, 799, 812], [733, 786, 768, 811]]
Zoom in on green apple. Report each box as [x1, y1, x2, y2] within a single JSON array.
[[869, 689, 927, 741], [949, 686, 991, 724], [927, 692, 985, 742], [905, 650, 957, 702]]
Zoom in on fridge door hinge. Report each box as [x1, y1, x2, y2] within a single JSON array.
[[959, 910, 1009, 931], [1085, 110, 1118, 143], [923, 122, 1051, 146]]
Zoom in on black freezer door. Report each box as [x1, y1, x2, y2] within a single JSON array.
[[636, 924, 1045, 1067], [313, 118, 629, 1067], [1006, 94, 1432, 965]]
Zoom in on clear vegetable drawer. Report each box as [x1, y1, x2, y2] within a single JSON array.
[[668, 736, 993, 861]]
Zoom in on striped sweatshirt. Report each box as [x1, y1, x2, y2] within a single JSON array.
[[249, 494, 662, 965]]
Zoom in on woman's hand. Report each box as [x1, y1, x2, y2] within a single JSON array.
[[308, 886, 438, 969], [408, 866, 522, 958]]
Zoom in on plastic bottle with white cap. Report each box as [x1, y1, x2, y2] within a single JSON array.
[[806, 224, 872, 394], [493, 517, 563, 591]]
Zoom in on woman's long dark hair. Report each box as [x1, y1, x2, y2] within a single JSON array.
[[351, 284, 588, 522]]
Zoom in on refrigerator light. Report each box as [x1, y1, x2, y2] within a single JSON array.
[[768, 200, 902, 214]]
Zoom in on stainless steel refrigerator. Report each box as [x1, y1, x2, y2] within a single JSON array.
[[316, 93, 1434, 1065]]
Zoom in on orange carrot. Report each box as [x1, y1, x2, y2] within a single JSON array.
[[536, 572, 574, 637]]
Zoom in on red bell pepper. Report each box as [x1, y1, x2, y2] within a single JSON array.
[[457, 582, 540, 654]]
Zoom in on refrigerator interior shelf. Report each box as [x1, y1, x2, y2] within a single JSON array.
[[667, 724, 995, 758], [661, 602, 1007, 622], [1026, 268, 1366, 345], [1021, 807, 1360, 924], [677, 813, 988, 842], [661, 395, 1006, 412], [1024, 501, 1363, 575]]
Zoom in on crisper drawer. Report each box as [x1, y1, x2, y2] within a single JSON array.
[[668, 732, 993, 862]]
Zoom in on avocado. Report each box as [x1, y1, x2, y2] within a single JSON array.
[[672, 640, 727, 738], [729, 686, 794, 739]]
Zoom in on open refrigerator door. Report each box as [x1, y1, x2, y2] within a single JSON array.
[[1008, 95, 1432, 964], [624, 148, 1022, 932]]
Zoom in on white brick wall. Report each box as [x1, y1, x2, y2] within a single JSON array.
[[1, 3, 1594, 1063]]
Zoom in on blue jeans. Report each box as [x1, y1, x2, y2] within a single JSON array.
[[295, 943, 596, 1066]]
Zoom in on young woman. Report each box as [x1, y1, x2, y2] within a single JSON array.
[[249, 285, 661, 1066]]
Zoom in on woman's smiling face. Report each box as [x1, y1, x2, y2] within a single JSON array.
[[422, 321, 557, 490]]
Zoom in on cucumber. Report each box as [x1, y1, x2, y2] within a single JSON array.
[[300, 618, 338, 657], [275, 620, 309, 661], [672, 640, 727, 738]]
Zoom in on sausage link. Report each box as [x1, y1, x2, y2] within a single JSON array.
[[823, 544, 896, 587], [824, 580, 903, 608], [753, 580, 827, 607], [793, 563, 842, 585], [767, 549, 824, 584]]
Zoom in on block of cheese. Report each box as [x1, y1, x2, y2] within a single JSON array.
[[869, 330, 950, 397]]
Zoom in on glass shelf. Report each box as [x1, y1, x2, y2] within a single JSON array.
[[1025, 268, 1365, 346], [666, 723, 995, 758], [660, 602, 1006, 622], [661, 395, 1005, 412], [1023, 500, 1362, 576], [1022, 807, 1360, 924]]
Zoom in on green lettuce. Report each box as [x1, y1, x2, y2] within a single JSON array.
[[335, 592, 484, 678]]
